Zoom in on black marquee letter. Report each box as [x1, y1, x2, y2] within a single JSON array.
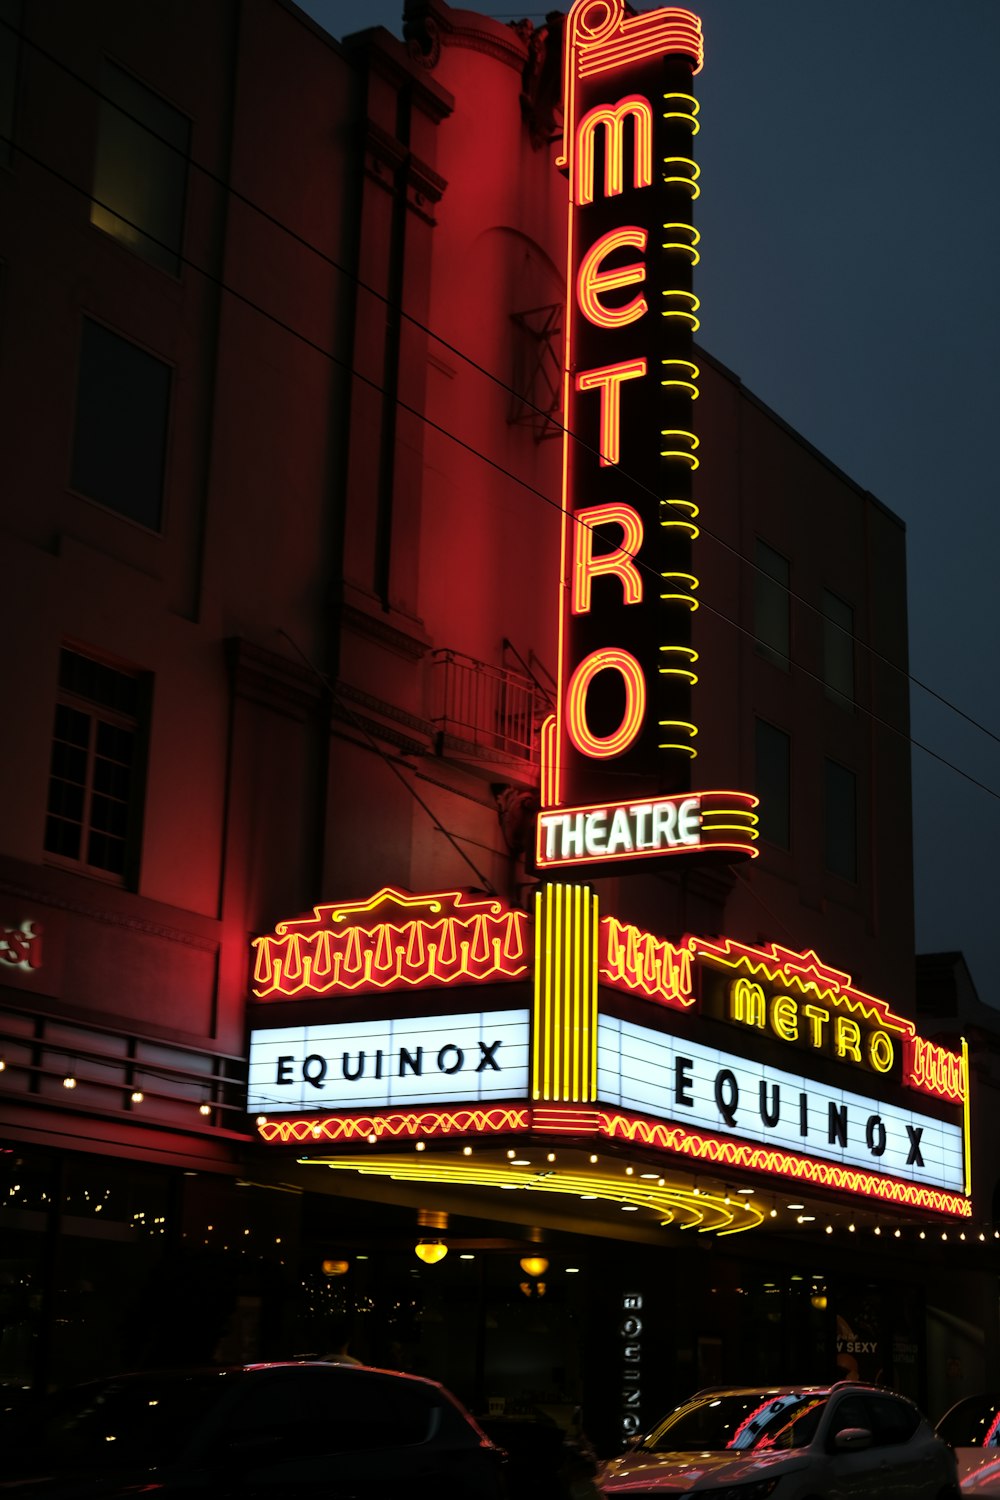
[[675, 1057, 693, 1107], [476, 1040, 502, 1072], [906, 1125, 925, 1166], [715, 1069, 739, 1126], [437, 1044, 464, 1075], [865, 1114, 887, 1157], [759, 1081, 780, 1128]]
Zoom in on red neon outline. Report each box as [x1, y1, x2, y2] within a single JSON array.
[[258, 1106, 530, 1146], [577, 227, 648, 328], [252, 886, 529, 999], [566, 648, 646, 758], [572, 503, 644, 614], [599, 916, 695, 1008], [575, 94, 654, 206], [576, 358, 647, 467], [258, 1104, 968, 1219], [904, 1035, 967, 1104]]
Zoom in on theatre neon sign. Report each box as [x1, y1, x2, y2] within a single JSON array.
[[536, 0, 757, 872]]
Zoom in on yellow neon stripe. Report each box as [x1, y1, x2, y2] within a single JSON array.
[[660, 593, 700, 608], [590, 892, 599, 1098]]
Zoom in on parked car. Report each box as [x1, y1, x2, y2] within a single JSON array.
[[937, 1394, 1000, 1488], [0, 1361, 509, 1498], [598, 1382, 959, 1499]]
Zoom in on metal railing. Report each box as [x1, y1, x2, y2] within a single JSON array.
[[430, 649, 549, 764]]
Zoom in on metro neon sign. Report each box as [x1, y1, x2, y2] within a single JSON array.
[[536, 0, 757, 871]]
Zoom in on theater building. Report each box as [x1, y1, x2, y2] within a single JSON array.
[[0, 0, 994, 1438]]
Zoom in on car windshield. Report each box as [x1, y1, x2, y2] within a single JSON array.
[[1, 1371, 235, 1471], [938, 1397, 1000, 1449], [643, 1393, 828, 1453]]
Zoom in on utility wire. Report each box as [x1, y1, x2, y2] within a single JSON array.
[[4, 12, 1000, 762], [6, 120, 1000, 815], [2, 27, 999, 811]]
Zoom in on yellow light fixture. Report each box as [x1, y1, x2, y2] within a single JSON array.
[[321, 1258, 350, 1277], [415, 1239, 448, 1265], [519, 1255, 549, 1279]]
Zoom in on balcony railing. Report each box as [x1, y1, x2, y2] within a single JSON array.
[[430, 649, 549, 765]]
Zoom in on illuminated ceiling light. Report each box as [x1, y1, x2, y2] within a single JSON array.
[[894, 1229, 901, 1239], [459, 1253, 475, 1260], [0, 1057, 6, 1072], [130, 1090, 144, 1104], [960, 1232, 966, 1241], [321, 1258, 349, 1277], [640, 1173, 658, 1180], [692, 1186, 700, 1196], [919, 1231, 926, 1240], [737, 1188, 755, 1195], [547, 1152, 556, 1163], [580, 1193, 598, 1200], [566, 1267, 580, 1274], [621, 1204, 639, 1212], [787, 1203, 804, 1211], [874, 1225, 881, 1236], [62, 1074, 77, 1089], [507, 1150, 516, 1160], [625, 1166, 634, 1176], [980, 1233, 986, 1242], [797, 1215, 815, 1224], [463, 1146, 472, 1156], [942, 1232, 948, 1241], [810, 1293, 828, 1310], [825, 1225, 833, 1235], [415, 1141, 426, 1152], [769, 1208, 777, 1219], [511, 1159, 531, 1166], [589, 1154, 598, 1164], [658, 1178, 665, 1187], [848, 1223, 856, 1233], [520, 1255, 549, 1278], [414, 1240, 448, 1265]]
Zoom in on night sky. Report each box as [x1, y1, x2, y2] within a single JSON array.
[[302, 1, 1000, 1001]]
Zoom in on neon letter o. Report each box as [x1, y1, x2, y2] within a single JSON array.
[[566, 649, 645, 759]]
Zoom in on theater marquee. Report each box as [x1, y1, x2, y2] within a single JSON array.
[[247, 887, 971, 1226]]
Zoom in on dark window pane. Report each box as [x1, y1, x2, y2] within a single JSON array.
[[91, 60, 189, 274], [70, 318, 170, 530], [54, 702, 91, 747], [825, 759, 857, 880], [45, 815, 81, 860], [823, 590, 854, 707], [755, 540, 790, 670], [755, 718, 790, 849]]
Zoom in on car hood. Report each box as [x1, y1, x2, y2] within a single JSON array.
[[600, 1446, 802, 1491]]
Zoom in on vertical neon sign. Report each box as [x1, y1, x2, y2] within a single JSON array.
[[536, 2, 756, 871]]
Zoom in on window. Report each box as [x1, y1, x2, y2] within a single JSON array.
[[0, 0, 21, 170], [70, 318, 171, 529], [825, 758, 857, 881], [823, 589, 854, 707], [90, 60, 189, 274], [755, 718, 790, 849], [754, 540, 790, 669], [44, 647, 150, 884]]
